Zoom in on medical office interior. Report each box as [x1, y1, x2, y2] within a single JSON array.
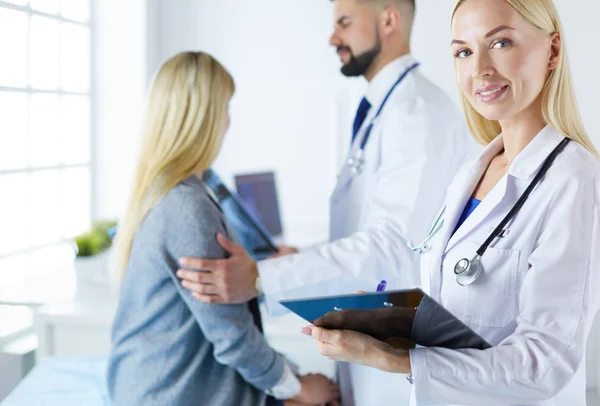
[[0, 0, 599, 404]]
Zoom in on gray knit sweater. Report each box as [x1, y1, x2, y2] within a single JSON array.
[[107, 175, 285, 405]]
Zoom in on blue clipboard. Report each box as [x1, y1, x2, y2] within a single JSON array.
[[279, 288, 492, 350], [279, 288, 424, 323]]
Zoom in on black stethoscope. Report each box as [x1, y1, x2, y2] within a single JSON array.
[[347, 62, 420, 175], [410, 137, 570, 286]]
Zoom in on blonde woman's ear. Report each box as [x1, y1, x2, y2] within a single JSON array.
[[548, 32, 561, 69]]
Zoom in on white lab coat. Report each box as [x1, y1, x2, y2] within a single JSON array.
[[258, 55, 469, 406], [410, 126, 600, 406]]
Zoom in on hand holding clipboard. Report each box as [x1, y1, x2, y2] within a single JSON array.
[[280, 288, 491, 350]]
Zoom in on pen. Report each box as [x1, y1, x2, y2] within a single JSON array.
[[376, 280, 387, 292]]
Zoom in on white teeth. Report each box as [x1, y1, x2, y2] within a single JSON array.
[[480, 86, 505, 96]]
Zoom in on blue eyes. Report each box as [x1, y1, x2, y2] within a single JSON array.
[[492, 39, 511, 49], [456, 49, 472, 58], [454, 39, 512, 59]]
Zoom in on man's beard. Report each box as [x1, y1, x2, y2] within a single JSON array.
[[339, 37, 382, 77]]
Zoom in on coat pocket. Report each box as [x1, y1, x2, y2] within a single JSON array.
[[441, 241, 520, 328]]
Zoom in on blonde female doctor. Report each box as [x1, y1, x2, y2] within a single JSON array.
[[304, 0, 600, 405]]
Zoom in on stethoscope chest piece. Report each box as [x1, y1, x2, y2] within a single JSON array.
[[454, 255, 484, 286], [347, 149, 366, 175]]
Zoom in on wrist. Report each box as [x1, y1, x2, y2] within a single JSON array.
[[376, 344, 412, 374], [266, 365, 301, 400], [291, 377, 307, 403]]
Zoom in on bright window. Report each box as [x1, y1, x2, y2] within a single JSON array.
[[0, 0, 92, 310]]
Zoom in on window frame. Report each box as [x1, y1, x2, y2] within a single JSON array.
[[0, 0, 95, 263]]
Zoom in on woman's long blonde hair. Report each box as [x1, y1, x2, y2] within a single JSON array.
[[452, 0, 599, 158], [114, 51, 235, 278]]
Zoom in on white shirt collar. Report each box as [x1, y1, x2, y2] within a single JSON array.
[[365, 53, 418, 109], [473, 125, 565, 180]]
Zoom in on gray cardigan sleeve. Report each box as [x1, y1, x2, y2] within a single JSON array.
[[160, 187, 286, 391]]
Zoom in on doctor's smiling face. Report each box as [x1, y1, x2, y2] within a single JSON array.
[[451, 0, 560, 122], [329, 0, 382, 78]]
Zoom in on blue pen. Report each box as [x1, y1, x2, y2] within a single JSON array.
[[376, 280, 387, 292]]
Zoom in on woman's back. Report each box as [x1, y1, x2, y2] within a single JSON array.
[[107, 175, 284, 406]]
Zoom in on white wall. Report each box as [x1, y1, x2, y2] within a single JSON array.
[[146, 0, 356, 244]]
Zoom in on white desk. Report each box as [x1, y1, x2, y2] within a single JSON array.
[[33, 286, 118, 361]]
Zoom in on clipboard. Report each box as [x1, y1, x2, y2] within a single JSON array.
[[280, 288, 491, 350]]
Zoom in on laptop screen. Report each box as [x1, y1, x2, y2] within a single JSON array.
[[202, 169, 278, 260], [234, 172, 283, 238]]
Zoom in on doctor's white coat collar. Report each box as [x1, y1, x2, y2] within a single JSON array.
[[471, 125, 564, 180], [364, 53, 418, 109], [440, 125, 565, 255]]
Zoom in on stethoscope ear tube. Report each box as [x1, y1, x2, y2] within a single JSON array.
[[474, 138, 570, 258], [408, 204, 446, 253], [347, 63, 420, 175]]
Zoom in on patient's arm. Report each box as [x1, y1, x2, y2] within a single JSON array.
[[162, 193, 295, 395]]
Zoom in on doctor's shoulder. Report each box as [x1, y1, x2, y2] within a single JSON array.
[[570, 140, 600, 198], [409, 73, 462, 117], [537, 139, 600, 215], [553, 139, 600, 181]]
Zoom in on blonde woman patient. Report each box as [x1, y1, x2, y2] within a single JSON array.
[[107, 51, 339, 406], [303, 0, 600, 405]]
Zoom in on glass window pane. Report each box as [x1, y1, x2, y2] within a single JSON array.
[[30, 93, 61, 167], [60, 23, 90, 92], [61, 0, 90, 22], [30, 0, 59, 15], [60, 167, 91, 238], [30, 170, 61, 246], [0, 174, 30, 256], [0, 9, 28, 87], [30, 16, 59, 90], [61, 95, 90, 164], [0, 92, 28, 170]]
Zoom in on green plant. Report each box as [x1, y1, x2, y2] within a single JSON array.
[[74, 219, 117, 257]]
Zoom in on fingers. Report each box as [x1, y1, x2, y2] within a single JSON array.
[[313, 310, 345, 329], [310, 326, 342, 348], [301, 326, 340, 358], [178, 257, 223, 272], [176, 269, 216, 284], [180, 280, 219, 295], [329, 379, 340, 399], [313, 309, 358, 329], [191, 292, 226, 304], [216, 233, 244, 254], [267, 245, 298, 258]]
